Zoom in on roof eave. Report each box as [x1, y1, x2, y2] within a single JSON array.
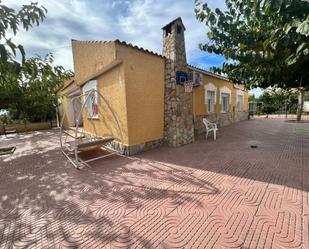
[[78, 59, 123, 87], [187, 65, 229, 81], [56, 78, 75, 93]]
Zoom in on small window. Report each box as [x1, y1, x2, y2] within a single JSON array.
[[83, 80, 98, 118], [221, 93, 230, 113], [84, 90, 98, 118], [177, 25, 182, 34], [206, 91, 215, 113], [237, 94, 243, 111]]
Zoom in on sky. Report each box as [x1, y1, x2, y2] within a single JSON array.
[[4, 0, 261, 96]]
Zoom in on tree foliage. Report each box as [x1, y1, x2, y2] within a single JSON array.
[[0, 1, 46, 76], [195, 0, 309, 90], [0, 1, 46, 109], [7, 54, 73, 122], [0, 1, 73, 122], [259, 91, 278, 116], [256, 88, 298, 116]]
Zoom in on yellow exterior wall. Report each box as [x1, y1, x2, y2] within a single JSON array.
[[116, 43, 165, 145], [60, 41, 248, 147], [59, 96, 70, 127], [59, 41, 128, 145], [243, 88, 249, 111], [193, 73, 248, 115], [58, 81, 80, 128], [233, 83, 249, 111], [61, 41, 165, 146], [71, 41, 116, 84], [81, 63, 129, 145]]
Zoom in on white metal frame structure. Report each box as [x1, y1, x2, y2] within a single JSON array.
[[60, 89, 125, 169]]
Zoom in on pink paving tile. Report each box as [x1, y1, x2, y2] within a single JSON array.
[[0, 119, 308, 248]]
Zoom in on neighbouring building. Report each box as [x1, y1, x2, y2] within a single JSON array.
[[57, 17, 249, 155]]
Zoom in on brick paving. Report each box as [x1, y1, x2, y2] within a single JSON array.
[[0, 119, 308, 248]]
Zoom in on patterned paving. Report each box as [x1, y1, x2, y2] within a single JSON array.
[[0, 119, 308, 248]]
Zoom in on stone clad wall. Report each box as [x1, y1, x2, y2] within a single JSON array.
[[108, 18, 249, 154], [163, 19, 194, 147], [163, 58, 177, 146], [194, 111, 249, 135], [111, 139, 163, 156]]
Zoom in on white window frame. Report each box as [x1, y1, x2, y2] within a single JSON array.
[[220, 86, 232, 113], [236, 90, 244, 111], [204, 83, 217, 113], [221, 93, 230, 113], [206, 91, 215, 113], [237, 95, 243, 111], [83, 80, 98, 118]]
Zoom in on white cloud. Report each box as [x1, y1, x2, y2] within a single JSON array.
[[249, 88, 263, 97], [3, 0, 227, 70]]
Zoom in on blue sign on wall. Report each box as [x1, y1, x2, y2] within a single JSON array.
[[176, 71, 188, 85]]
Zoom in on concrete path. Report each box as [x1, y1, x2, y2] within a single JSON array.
[[0, 119, 308, 248]]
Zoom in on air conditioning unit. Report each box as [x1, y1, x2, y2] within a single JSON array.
[[192, 71, 203, 86]]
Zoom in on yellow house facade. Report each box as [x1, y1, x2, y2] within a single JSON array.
[[189, 65, 249, 134], [57, 17, 248, 155]]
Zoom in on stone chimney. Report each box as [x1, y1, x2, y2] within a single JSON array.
[[162, 17, 194, 147], [163, 17, 187, 70]]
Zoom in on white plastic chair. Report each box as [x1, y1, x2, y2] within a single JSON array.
[[202, 118, 218, 140]]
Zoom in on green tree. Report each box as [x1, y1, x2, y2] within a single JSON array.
[[256, 88, 298, 117], [259, 91, 277, 117], [0, 1, 73, 123], [8, 54, 73, 122], [0, 1, 46, 109], [195, 0, 309, 121], [249, 94, 257, 102]]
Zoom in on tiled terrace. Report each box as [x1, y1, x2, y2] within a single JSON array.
[[0, 119, 308, 248]]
